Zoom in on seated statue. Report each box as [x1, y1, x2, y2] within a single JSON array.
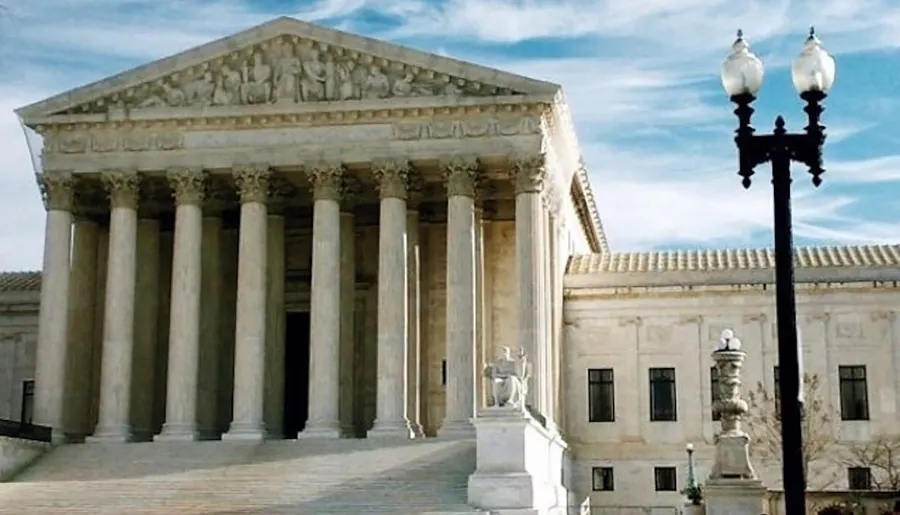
[[483, 347, 532, 409]]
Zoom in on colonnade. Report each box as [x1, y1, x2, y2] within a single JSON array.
[[31, 154, 555, 443]]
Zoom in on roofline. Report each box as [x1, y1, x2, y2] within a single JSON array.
[[17, 16, 561, 121]]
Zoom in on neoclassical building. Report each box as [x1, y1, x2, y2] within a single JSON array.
[[1, 15, 899, 514]]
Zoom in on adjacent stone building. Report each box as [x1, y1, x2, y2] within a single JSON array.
[[1, 15, 899, 513]]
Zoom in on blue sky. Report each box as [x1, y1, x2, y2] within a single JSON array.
[[1, 0, 899, 270]]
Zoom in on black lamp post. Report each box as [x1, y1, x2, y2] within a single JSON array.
[[720, 28, 836, 515]]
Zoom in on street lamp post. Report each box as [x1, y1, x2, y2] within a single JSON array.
[[720, 28, 836, 515], [683, 443, 702, 506]]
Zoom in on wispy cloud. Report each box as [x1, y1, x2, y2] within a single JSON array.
[[0, 0, 898, 270]]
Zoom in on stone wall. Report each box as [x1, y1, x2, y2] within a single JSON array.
[[562, 282, 900, 509], [0, 287, 39, 423]]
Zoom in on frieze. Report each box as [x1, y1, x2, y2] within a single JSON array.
[[41, 115, 540, 156], [45, 129, 184, 154], [55, 35, 525, 116]]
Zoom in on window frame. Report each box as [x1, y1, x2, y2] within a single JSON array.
[[20, 379, 34, 425], [838, 365, 870, 421], [649, 367, 677, 422], [654, 466, 678, 491], [588, 368, 615, 423], [591, 466, 615, 491]]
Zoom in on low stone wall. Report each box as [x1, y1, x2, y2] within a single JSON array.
[[0, 435, 50, 482]]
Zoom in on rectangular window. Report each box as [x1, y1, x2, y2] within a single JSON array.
[[710, 366, 721, 421], [654, 466, 677, 491], [848, 467, 872, 490], [20, 380, 34, 425], [588, 369, 615, 422], [649, 368, 677, 421], [839, 366, 869, 421], [592, 467, 614, 491], [442, 359, 447, 386]]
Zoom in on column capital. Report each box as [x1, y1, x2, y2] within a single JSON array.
[[307, 162, 345, 202], [372, 159, 410, 200], [167, 167, 207, 206], [442, 155, 479, 198], [232, 164, 271, 204], [101, 169, 141, 210], [36, 172, 76, 212], [511, 153, 548, 194]]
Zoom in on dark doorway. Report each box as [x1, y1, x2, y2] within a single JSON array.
[[282, 311, 311, 439]]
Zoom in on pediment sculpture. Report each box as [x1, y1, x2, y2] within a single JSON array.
[[56, 36, 522, 116], [483, 347, 532, 410]]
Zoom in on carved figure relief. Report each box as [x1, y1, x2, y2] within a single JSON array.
[[58, 36, 521, 115], [646, 325, 672, 343], [835, 321, 864, 339]]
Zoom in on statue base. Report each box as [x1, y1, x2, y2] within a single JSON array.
[[467, 407, 568, 515], [709, 431, 756, 480], [704, 478, 767, 515]]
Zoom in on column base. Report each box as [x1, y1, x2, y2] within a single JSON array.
[[368, 419, 414, 439], [222, 422, 267, 442], [155, 423, 200, 442], [86, 424, 133, 444], [438, 419, 476, 438], [297, 422, 342, 440]]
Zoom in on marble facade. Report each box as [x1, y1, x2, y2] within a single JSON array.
[[5, 17, 601, 445]]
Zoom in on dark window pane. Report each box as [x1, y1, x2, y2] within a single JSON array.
[[21, 380, 34, 425], [654, 467, 677, 491], [839, 366, 869, 421], [650, 368, 677, 421], [848, 467, 872, 490], [588, 368, 615, 422], [592, 467, 614, 491]]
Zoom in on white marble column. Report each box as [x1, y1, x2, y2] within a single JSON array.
[[301, 163, 344, 438], [33, 173, 75, 442], [90, 170, 141, 443], [339, 183, 358, 437], [440, 156, 478, 437], [263, 209, 285, 438], [157, 169, 206, 441], [474, 207, 487, 409], [370, 159, 413, 438], [65, 216, 99, 441], [197, 213, 223, 439], [130, 217, 160, 442], [406, 182, 424, 438], [223, 164, 270, 441], [513, 155, 546, 414]]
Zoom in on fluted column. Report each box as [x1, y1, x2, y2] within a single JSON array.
[[223, 164, 270, 441], [90, 170, 141, 443], [263, 208, 285, 438], [474, 207, 487, 409], [440, 156, 478, 437], [64, 215, 99, 441], [513, 155, 546, 414], [197, 212, 223, 439], [406, 178, 424, 438], [370, 160, 413, 438], [158, 168, 206, 441], [339, 180, 359, 437], [130, 217, 160, 442], [33, 173, 75, 442], [300, 163, 344, 438]]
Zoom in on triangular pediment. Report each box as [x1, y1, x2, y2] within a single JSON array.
[[17, 16, 560, 120]]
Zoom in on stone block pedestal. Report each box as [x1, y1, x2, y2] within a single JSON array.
[[467, 407, 568, 515], [704, 478, 767, 515]]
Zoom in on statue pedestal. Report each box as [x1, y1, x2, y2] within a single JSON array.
[[467, 407, 568, 515], [704, 478, 767, 515]]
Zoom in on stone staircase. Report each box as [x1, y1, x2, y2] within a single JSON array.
[[0, 436, 487, 514]]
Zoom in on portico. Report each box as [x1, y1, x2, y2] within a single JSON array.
[[16, 16, 603, 444]]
